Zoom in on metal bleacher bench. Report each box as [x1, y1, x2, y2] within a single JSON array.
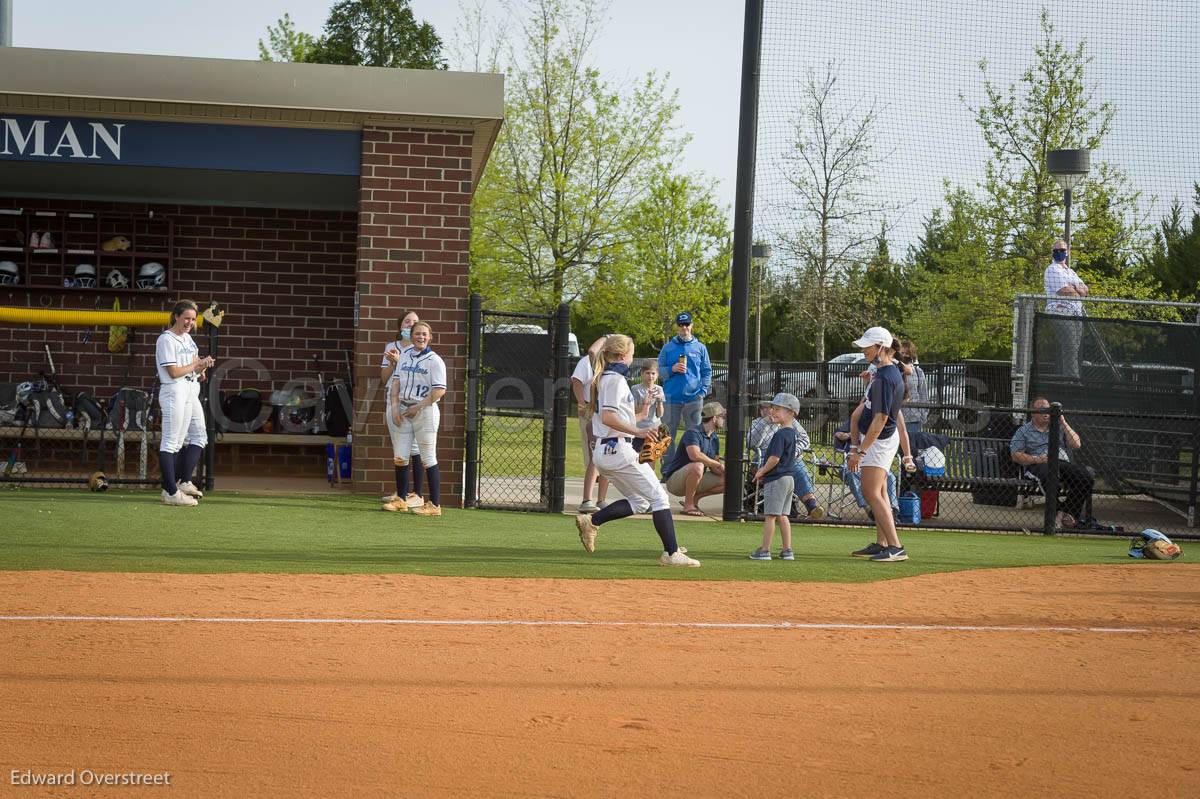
[[905, 436, 1040, 498]]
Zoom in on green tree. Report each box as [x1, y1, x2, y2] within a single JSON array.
[[580, 170, 731, 349], [258, 13, 317, 62], [470, 0, 682, 313], [1143, 185, 1200, 302], [909, 10, 1151, 358], [862, 223, 907, 333], [906, 188, 1020, 360], [258, 1, 445, 69]]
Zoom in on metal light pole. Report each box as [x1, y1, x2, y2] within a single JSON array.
[[1047, 149, 1091, 253], [0, 0, 13, 47], [722, 0, 764, 522]]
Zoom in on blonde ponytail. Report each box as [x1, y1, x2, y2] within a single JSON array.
[[585, 334, 635, 419]]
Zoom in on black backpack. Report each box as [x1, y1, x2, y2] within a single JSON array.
[[107, 388, 150, 432], [30, 386, 69, 429], [220, 389, 265, 433], [323, 381, 352, 437], [0, 383, 17, 425], [74, 392, 106, 430]]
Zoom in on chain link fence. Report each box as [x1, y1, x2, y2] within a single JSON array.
[[737, 394, 1198, 540], [464, 297, 571, 512]]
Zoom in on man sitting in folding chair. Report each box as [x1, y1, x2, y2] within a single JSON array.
[[1009, 397, 1095, 530], [747, 397, 824, 520], [834, 420, 899, 519]]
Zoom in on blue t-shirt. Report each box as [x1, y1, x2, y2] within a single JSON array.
[[761, 426, 797, 484], [662, 426, 720, 480], [858, 363, 905, 440]]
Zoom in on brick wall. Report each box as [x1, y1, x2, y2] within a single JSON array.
[[353, 126, 472, 505], [0, 197, 357, 481]]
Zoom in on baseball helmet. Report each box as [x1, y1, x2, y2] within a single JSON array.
[[136, 262, 166, 289], [73, 263, 97, 288], [0, 260, 19, 285], [106, 268, 130, 289]]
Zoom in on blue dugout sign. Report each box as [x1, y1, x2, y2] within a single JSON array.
[[0, 114, 361, 176]]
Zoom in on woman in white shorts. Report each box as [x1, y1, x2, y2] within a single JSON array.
[[573, 334, 700, 567], [380, 310, 426, 509], [846, 326, 908, 562], [155, 300, 214, 507]]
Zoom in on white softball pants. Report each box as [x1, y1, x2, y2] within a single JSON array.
[[388, 403, 439, 467], [593, 439, 670, 514], [158, 380, 207, 454]]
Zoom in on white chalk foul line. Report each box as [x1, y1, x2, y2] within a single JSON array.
[[0, 615, 1182, 635]]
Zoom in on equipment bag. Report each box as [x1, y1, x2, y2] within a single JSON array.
[[220, 388, 265, 433], [108, 388, 150, 432], [31, 387, 69, 429], [0, 382, 17, 425], [323, 381, 352, 438], [74, 392, 106, 430]]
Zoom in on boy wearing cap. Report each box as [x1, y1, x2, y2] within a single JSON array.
[[661, 401, 726, 515], [750, 393, 802, 561], [847, 326, 909, 562], [657, 311, 713, 468]]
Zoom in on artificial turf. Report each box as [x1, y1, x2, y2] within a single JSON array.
[[0, 488, 1144, 582]]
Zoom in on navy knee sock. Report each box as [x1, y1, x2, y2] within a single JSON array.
[[410, 455, 423, 496], [426, 464, 441, 506], [651, 509, 679, 555], [159, 451, 178, 494], [394, 465, 405, 495], [179, 444, 203, 485], [591, 499, 633, 526]]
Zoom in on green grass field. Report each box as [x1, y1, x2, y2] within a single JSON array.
[[0, 489, 1139, 582]]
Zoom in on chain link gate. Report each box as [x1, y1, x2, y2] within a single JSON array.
[[464, 294, 570, 512]]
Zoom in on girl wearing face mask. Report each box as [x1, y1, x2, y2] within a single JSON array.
[[381, 310, 426, 510]]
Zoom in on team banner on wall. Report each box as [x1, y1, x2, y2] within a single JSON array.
[[0, 114, 361, 176]]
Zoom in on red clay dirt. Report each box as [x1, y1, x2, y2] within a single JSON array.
[[1, 565, 1197, 798]]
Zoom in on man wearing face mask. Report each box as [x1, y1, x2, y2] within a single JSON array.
[[1043, 239, 1089, 379]]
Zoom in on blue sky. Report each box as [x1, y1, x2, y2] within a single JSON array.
[[9, 0, 1198, 254]]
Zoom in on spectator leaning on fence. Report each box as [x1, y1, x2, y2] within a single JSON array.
[[658, 311, 713, 469], [661, 401, 726, 515], [1009, 397, 1094, 530], [1044, 239, 1089, 379]]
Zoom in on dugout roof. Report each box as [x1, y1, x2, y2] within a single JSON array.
[[0, 47, 504, 210]]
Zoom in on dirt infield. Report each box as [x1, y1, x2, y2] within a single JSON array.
[[1, 566, 1198, 798]]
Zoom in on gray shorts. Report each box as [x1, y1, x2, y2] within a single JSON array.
[[762, 476, 795, 516]]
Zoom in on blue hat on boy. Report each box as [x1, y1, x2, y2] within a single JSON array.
[[675, 311, 693, 325]]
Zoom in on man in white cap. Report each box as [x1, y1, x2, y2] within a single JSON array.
[[846, 326, 908, 562]]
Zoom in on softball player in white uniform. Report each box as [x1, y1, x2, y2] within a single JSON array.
[[574, 334, 700, 567], [155, 300, 213, 507], [380, 310, 426, 509], [384, 321, 446, 516]]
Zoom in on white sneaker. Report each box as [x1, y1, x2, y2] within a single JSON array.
[[405, 493, 425, 509], [578, 500, 599, 513], [161, 489, 197, 507], [659, 550, 701, 567], [381, 493, 400, 503], [576, 513, 598, 553], [177, 481, 203, 499]]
